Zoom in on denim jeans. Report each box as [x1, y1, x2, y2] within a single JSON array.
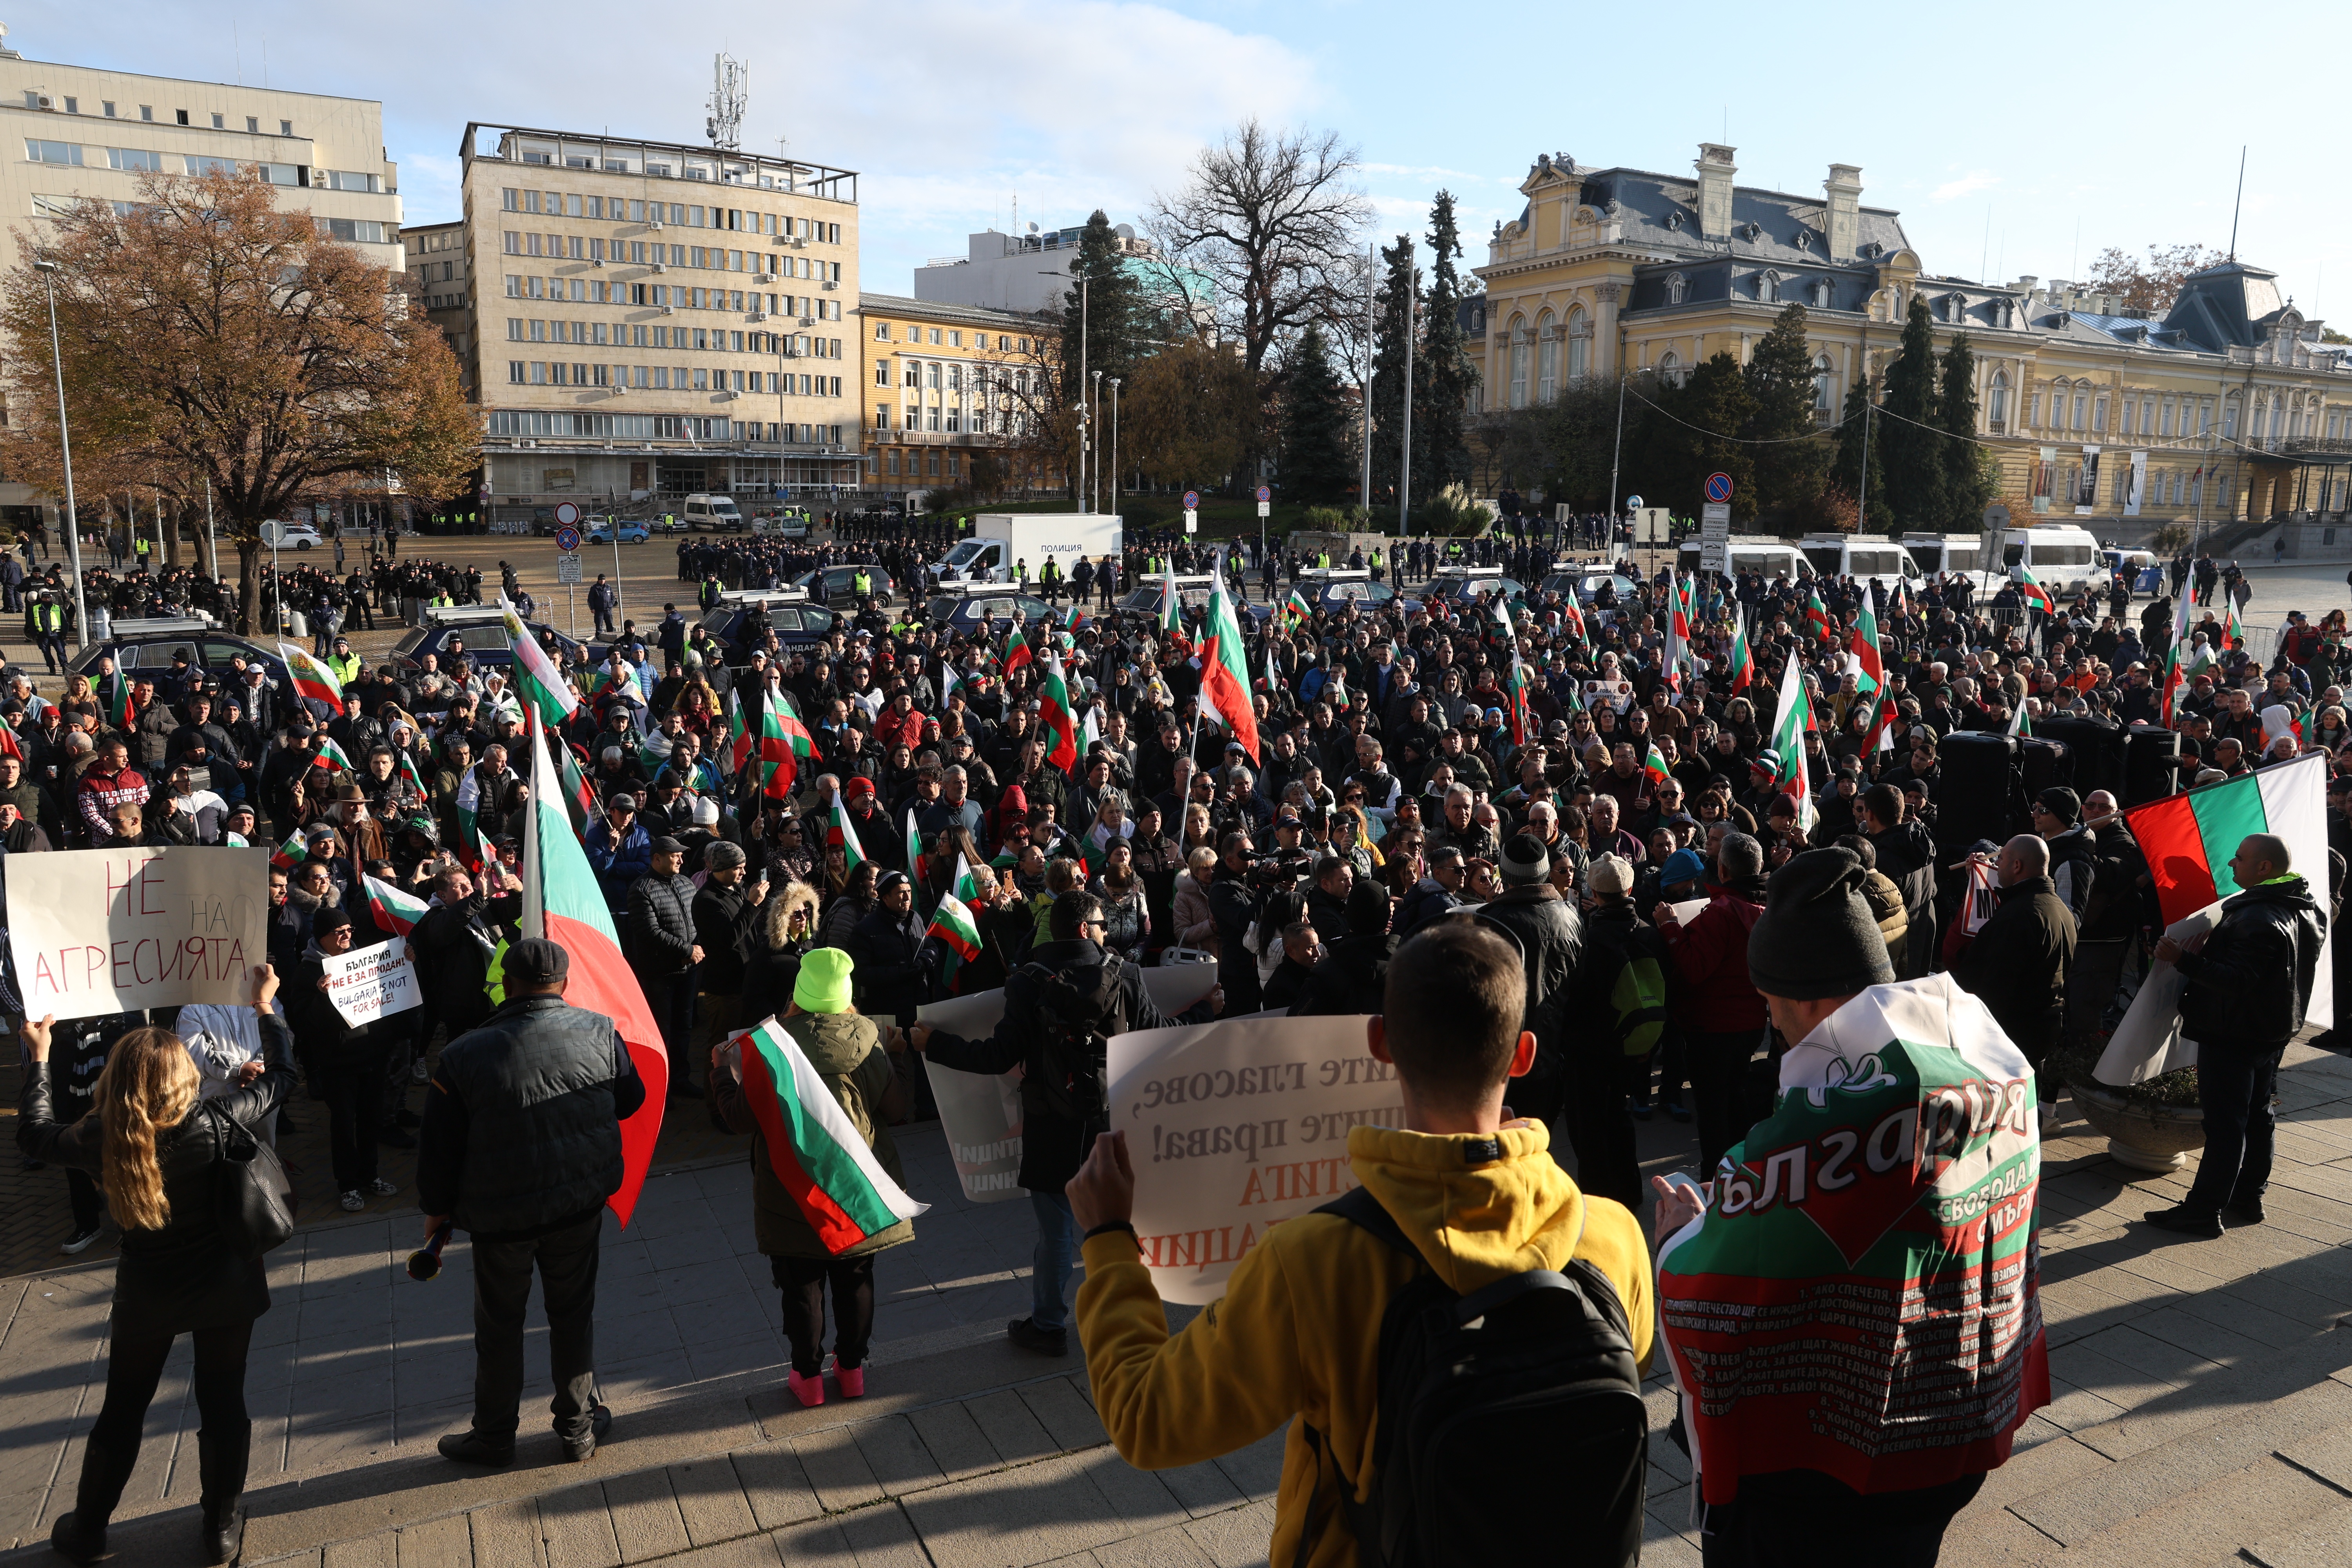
[[2183, 1036, 2290, 1215], [1029, 1191, 1078, 1331]]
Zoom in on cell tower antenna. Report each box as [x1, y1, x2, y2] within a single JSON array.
[[706, 53, 746, 152]]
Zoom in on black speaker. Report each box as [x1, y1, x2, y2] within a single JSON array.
[[1937, 731, 2021, 849], [2020, 736, 2072, 804], [2123, 724, 2181, 807], [2035, 714, 2128, 800]]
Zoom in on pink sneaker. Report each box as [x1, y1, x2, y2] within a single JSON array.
[[786, 1368, 824, 1408], [835, 1364, 866, 1399]]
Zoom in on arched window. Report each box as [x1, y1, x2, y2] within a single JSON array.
[[1988, 370, 2010, 432], [1536, 310, 1558, 403], [1664, 271, 1688, 305], [1811, 277, 1833, 309], [1508, 315, 1528, 408], [1813, 354, 1835, 416], [2222, 395, 2240, 439], [1760, 269, 1782, 303], [1657, 350, 1681, 387], [1566, 305, 1589, 381]]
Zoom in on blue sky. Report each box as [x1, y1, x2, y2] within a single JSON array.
[[22, 0, 2350, 325]]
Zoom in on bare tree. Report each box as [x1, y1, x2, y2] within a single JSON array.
[[1149, 121, 1370, 485]]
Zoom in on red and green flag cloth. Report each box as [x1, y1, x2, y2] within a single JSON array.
[[269, 826, 307, 871], [730, 1016, 926, 1254], [1279, 587, 1312, 631], [1800, 587, 1833, 642], [316, 737, 356, 774], [1766, 649, 1816, 833], [362, 873, 429, 937], [2007, 697, 2033, 739], [925, 887, 984, 980], [1192, 567, 1260, 763], [1728, 612, 1756, 694], [760, 691, 815, 800], [828, 790, 867, 869], [1002, 622, 1045, 679], [501, 598, 578, 730], [1847, 600, 1884, 697], [1159, 573, 1182, 636], [1642, 741, 1672, 788], [2123, 751, 2331, 928], [1039, 655, 1080, 773], [278, 642, 346, 710], [0, 720, 22, 763], [1656, 974, 2048, 1505], [103, 674, 133, 730], [2011, 563, 2057, 615], [522, 714, 666, 1226]]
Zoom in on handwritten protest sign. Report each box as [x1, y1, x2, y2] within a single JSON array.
[[8, 847, 268, 1021], [323, 936, 421, 1027], [918, 965, 1221, 1204], [1106, 1015, 1402, 1305]]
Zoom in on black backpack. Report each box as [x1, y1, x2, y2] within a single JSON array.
[[1298, 1186, 1648, 1568], [1020, 956, 1129, 1129]]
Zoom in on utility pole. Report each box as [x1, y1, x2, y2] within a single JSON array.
[[1109, 378, 1120, 516], [33, 260, 87, 651], [1091, 369, 1104, 515], [1360, 241, 1374, 522], [1398, 240, 1414, 537]]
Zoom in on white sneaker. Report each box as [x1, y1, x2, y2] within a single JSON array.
[[2038, 1103, 2062, 1134], [339, 1191, 366, 1212], [60, 1226, 101, 1255], [367, 1177, 400, 1197]]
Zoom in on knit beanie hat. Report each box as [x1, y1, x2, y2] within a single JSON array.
[[2036, 786, 2081, 825], [1499, 832, 1550, 886], [1659, 848, 1708, 894], [1586, 853, 1633, 897], [793, 947, 855, 1016], [1746, 847, 1896, 1001]]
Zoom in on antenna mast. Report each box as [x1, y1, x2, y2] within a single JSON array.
[[706, 53, 746, 152], [2228, 145, 2247, 261]]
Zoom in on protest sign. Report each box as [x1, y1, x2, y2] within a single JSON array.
[[1106, 1014, 1401, 1306], [8, 847, 268, 1020], [322, 936, 422, 1027], [918, 964, 1221, 1204], [1582, 679, 1634, 713]]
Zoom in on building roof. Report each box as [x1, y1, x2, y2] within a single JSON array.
[[1504, 159, 1914, 270], [858, 292, 1046, 330], [2164, 261, 2290, 353]]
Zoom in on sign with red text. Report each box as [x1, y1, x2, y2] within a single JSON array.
[[1106, 1015, 1403, 1306], [8, 847, 269, 1021], [322, 936, 421, 1027]]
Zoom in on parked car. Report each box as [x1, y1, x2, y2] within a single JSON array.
[[389, 605, 587, 677], [695, 590, 838, 666], [588, 519, 651, 545], [792, 564, 897, 609], [67, 615, 293, 692], [924, 591, 1057, 638], [267, 522, 325, 552]]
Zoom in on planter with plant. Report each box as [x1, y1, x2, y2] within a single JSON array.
[[2055, 1040, 2203, 1174]]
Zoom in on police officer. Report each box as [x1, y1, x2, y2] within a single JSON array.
[[419, 937, 647, 1466], [32, 594, 66, 675]]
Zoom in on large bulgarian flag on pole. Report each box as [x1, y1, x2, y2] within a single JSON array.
[[522, 714, 667, 1226], [501, 598, 577, 730], [1767, 648, 1816, 833], [279, 642, 345, 710], [731, 1016, 926, 1253], [2124, 751, 2332, 932], [1847, 599, 1884, 696], [1039, 654, 1080, 773], [1194, 561, 1260, 763], [2012, 562, 2057, 615]]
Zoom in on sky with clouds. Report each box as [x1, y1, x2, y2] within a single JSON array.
[[17, 0, 2349, 323]]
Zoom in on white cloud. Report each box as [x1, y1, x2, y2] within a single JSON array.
[[1933, 170, 2000, 203]]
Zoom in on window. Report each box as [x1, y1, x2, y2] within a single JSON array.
[[1657, 350, 1682, 387], [1987, 370, 2009, 432], [2092, 396, 2108, 432], [2223, 398, 2239, 439], [1507, 316, 1528, 408], [874, 321, 891, 341], [2072, 394, 2087, 430], [530, 362, 548, 384], [693, 368, 709, 390], [323, 218, 388, 245], [929, 328, 943, 345], [508, 319, 524, 340], [1535, 310, 1558, 403], [176, 109, 189, 125], [210, 113, 225, 129], [246, 116, 259, 133], [529, 321, 546, 342], [2161, 399, 2176, 437], [26, 140, 83, 166], [1816, 355, 1837, 416], [949, 330, 963, 348], [509, 362, 526, 383], [280, 120, 292, 136], [2027, 393, 2042, 428], [141, 105, 154, 121]]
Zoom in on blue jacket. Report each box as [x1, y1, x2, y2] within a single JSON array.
[[586, 817, 652, 913]]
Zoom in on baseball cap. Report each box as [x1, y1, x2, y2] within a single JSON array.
[[504, 937, 570, 984]]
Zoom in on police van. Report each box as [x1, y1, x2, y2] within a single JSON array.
[[681, 493, 745, 533], [1673, 538, 1817, 583], [1797, 536, 1924, 594], [1901, 533, 1987, 577]]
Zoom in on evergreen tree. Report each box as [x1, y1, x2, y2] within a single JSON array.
[[1662, 352, 1757, 521], [1056, 210, 1149, 409], [1278, 323, 1356, 504], [1367, 234, 1416, 511], [1831, 379, 1891, 531], [1743, 301, 1828, 520], [1414, 191, 1475, 495], [1936, 332, 1997, 527], [1877, 294, 1944, 534]]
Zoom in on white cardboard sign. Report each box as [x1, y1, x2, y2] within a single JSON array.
[[322, 936, 422, 1027], [8, 847, 269, 1020]]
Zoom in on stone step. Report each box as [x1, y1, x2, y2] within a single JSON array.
[[2232, 1496, 2352, 1568]]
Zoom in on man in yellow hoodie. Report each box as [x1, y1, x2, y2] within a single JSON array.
[[1067, 920, 1653, 1568]]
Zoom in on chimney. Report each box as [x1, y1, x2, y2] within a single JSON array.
[[1824, 164, 1862, 262], [1695, 143, 1737, 241]]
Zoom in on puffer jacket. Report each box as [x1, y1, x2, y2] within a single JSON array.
[[1949, 873, 2076, 1056], [712, 1009, 914, 1259], [2176, 875, 2327, 1048], [626, 871, 698, 977]]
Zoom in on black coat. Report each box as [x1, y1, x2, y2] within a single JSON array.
[[16, 1016, 296, 1339], [626, 871, 699, 978], [691, 881, 759, 996], [413, 882, 521, 1036], [1951, 874, 2076, 1058], [845, 903, 926, 1024], [2177, 876, 2327, 1049], [1290, 932, 1398, 1016]]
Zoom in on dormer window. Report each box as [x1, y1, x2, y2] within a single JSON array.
[[1760, 269, 1782, 303], [1665, 271, 1689, 305], [1811, 277, 1833, 309]]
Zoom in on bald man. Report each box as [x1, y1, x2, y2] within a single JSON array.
[[2146, 833, 2328, 1236], [1950, 835, 2077, 1130]]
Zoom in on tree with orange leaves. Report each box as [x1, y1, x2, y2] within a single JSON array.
[[2, 167, 474, 633]]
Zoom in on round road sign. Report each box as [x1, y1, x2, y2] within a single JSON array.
[[554, 526, 582, 552], [1182, 490, 1201, 511], [1626, 495, 1643, 510], [1704, 472, 1734, 504], [1254, 485, 1271, 504], [554, 502, 581, 526]]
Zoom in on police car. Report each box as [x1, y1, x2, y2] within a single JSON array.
[[1114, 574, 1220, 617], [791, 564, 896, 610], [1402, 564, 1525, 613], [66, 614, 293, 691], [695, 588, 837, 666], [388, 604, 586, 677], [1289, 567, 1397, 614]]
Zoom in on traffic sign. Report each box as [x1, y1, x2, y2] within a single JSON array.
[[1182, 490, 1201, 511], [1704, 472, 1734, 504], [1257, 502, 1270, 519], [1625, 494, 1643, 510], [1254, 485, 1270, 503], [260, 521, 289, 547], [556, 553, 583, 585], [554, 525, 582, 552], [1184, 511, 1198, 535], [554, 501, 581, 526]]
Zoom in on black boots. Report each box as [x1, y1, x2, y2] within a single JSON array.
[[197, 1421, 250, 1566], [51, 1429, 138, 1564]]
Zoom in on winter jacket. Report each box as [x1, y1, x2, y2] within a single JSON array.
[[288, 941, 394, 1072], [712, 1008, 914, 1259], [1859, 869, 1909, 965], [626, 871, 699, 978], [1075, 1122, 1653, 1568], [1949, 873, 2076, 1058], [1289, 932, 1399, 1017], [844, 903, 927, 1024], [1171, 872, 1217, 950], [586, 817, 653, 915], [2045, 826, 2098, 921], [1661, 882, 1768, 1034], [692, 880, 760, 996], [2176, 875, 2327, 1049], [412, 882, 520, 1037]]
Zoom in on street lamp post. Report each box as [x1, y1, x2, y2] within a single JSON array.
[[1091, 369, 1104, 515], [1109, 378, 1120, 519], [32, 260, 88, 652]]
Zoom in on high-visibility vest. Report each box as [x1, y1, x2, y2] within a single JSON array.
[[33, 603, 60, 632], [326, 650, 361, 682], [853, 570, 872, 595]]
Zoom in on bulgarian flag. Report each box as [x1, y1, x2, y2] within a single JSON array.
[[104, 674, 133, 730], [501, 599, 577, 729], [2159, 589, 2195, 727], [455, 766, 483, 869], [362, 873, 429, 937], [278, 643, 345, 710], [1847, 600, 1885, 696], [1766, 650, 1815, 833], [925, 888, 984, 981], [828, 790, 866, 870], [1728, 612, 1756, 695], [730, 1016, 926, 1254], [1002, 622, 1044, 679], [2012, 563, 2057, 615], [2225, 596, 2245, 648], [1559, 595, 1587, 643], [2125, 751, 2333, 932], [1160, 573, 1182, 636], [1194, 565, 1259, 763], [1502, 649, 1533, 746], [760, 691, 814, 800], [1280, 586, 1312, 630], [521, 715, 667, 1225], [397, 748, 428, 797], [2008, 697, 2033, 739], [905, 808, 924, 877], [0, 720, 22, 764], [1039, 655, 1080, 773], [1661, 571, 1688, 690], [952, 853, 989, 909], [1801, 586, 1833, 642], [269, 825, 307, 871], [724, 690, 755, 775], [316, 737, 356, 774], [1642, 741, 1672, 788]]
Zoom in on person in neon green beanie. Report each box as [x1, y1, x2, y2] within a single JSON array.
[[710, 947, 914, 1407]]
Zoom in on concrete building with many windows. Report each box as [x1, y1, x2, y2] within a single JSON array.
[[445, 122, 862, 521], [1467, 143, 2352, 533], [860, 293, 1063, 501], [0, 33, 403, 527]]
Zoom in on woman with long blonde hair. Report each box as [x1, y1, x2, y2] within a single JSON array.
[[16, 965, 290, 1567]]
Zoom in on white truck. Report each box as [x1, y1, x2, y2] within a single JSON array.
[[932, 512, 1124, 586]]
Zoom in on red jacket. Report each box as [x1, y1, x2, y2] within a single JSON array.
[[1661, 886, 1768, 1033]]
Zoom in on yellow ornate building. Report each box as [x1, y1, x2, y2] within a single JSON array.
[[858, 293, 1065, 500], [1466, 143, 2352, 535]]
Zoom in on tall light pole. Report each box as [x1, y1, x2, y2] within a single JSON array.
[[1397, 240, 1415, 537], [33, 260, 88, 651], [1091, 368, 1104, 515], [1108, 378, 1121, 516], [1038, 269, 1088, 508], [1360, 242, 1374, 524]]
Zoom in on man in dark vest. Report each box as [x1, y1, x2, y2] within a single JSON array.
[[418, 937, 647, 1467]]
